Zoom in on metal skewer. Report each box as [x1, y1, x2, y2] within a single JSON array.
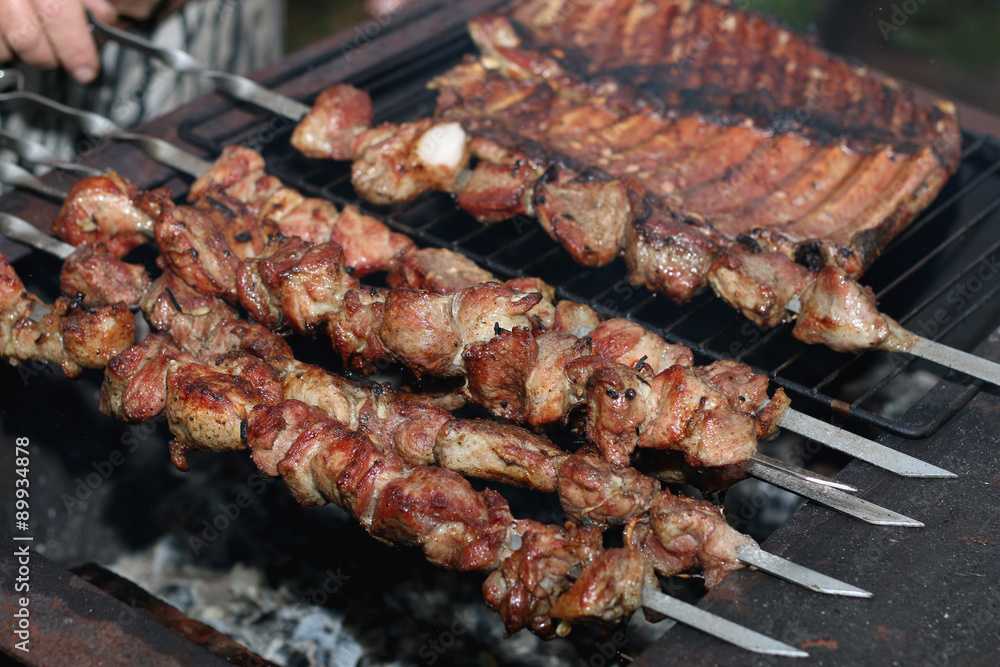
[[749, 453, 856, 492], [0, 128, 103, 177], [776, 409, 955, 479], [748, 459, 923, 527], [734, 544, 871, 597], [0, 212, 74, 259], [640, 588, 809, 657], [786, 296, 1000, 389], [0, 87, 212, 177], [88, 12, 311, 122]]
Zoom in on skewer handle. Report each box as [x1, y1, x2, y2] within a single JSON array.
[[89, 11, 311, 121], [0, 212, 74, 259]]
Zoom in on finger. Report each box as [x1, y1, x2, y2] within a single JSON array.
[[1, 0, 59, 70], [35, 0, 101, 82], [82, 0, 116, 24], [0, 37, 13, 66]]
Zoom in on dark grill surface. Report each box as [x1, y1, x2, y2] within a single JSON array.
[[176, 16, 1000, 443]]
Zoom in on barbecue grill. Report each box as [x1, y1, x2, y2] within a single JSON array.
[[2, 0, 1000, 664]]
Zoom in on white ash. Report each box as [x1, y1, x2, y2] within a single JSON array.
[[107, 532, 660, 666]]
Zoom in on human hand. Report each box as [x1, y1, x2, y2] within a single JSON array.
[[0, 0, 117, 83]]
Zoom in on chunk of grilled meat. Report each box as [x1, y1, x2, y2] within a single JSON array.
[[60, 243, 150, 309], [291, 83, 374, 160], [484, 520, 603, 638], [351, 119, 471, 204], [627, 492, 756, 589], [50, 171, 155, 258], [0, 252, 134, 377], [100, 333, 197, 422], [191, 145, 414, 275], [549, 547, 655, 630]]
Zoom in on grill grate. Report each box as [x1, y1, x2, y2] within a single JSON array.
[[177, 25, 1000, 440]]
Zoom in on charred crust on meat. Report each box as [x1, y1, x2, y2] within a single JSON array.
[[165, 287, 183, 313], [634, 355, 648, 370], [795, 242, 827, 271], [627, 190, 653, 224], [68, 291, 86, 311], [605, 388, 620, 400], [735, 235, 761, 253], [204, 195, 236, 218], [233, 231, 253, 243], [240, 418, 248, 441], [494, 322, 509, 336]]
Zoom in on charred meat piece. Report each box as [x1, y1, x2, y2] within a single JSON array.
[[358, 386, 453, 467], [557, 446, 659, 527], [60, 243, 150, 309], [588, 318, 693, 375], [291, 83, 374, 160], [622, 192, 722, 302], [387, 247, 495, 293], [371, 467, 513, 571], [640, 365, 757, 468], [51, 171, 153, 257], [0, 253, 134, 377], [138, 272, 240, 358], [154, 195, 241, 303], [627, 492, 756, 589], [100, 333, 197, 423], [237, 236, 359, 333], [484, 521, 603, 638], [792, 266, 895, 352], [434, 418, 567, 492], [165, 353, 283, 456], [707, 245, 813, 329], [533, 164, 630, 268], [379, 283, 540, 377], [549, 547, 654, 628], [351, 119, 471, 204]]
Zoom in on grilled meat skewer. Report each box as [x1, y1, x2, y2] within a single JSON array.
[[26, 162, 946, 479], [0, 252, 133, 376], [1, 144, 950, 479]]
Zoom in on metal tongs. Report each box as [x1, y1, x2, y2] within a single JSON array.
[[87, 11, 311, 121]]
